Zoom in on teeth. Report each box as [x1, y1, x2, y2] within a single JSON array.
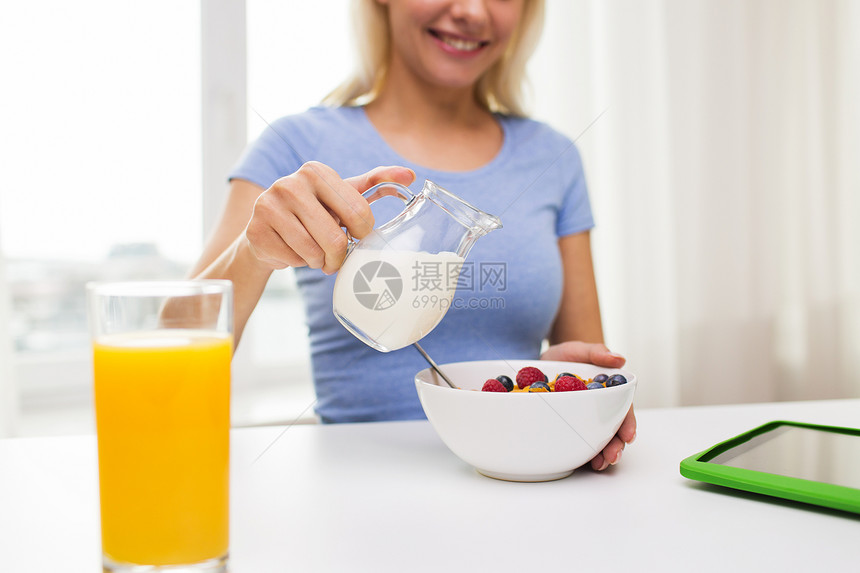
[[439, 34, 482, 51]]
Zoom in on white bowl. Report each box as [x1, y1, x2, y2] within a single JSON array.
[[415, 360, 636, 482]]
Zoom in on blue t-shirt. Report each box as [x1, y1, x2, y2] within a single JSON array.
[[229, 106, 594, 423]]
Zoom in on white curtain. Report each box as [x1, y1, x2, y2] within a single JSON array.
[[531, 0, 860, 408], [0, 235, 18, 437]]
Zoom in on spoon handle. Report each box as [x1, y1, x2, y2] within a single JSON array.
[[413, 343, 458, 389]]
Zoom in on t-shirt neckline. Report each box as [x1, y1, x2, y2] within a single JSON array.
[[351, 105, 514, 182]]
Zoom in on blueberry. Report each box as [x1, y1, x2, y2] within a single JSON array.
[[605, 374, 628, 387], [586, 381, 605, 390], [528, 381, 551, 392], [495, 375, 514, 392], [558, 371, 575, 379], [592, 373, 609, 385]]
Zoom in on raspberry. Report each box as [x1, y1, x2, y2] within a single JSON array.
[[555, 375, 587, 392], [515, 366, 547, 389], [481, 379, 508, 392]]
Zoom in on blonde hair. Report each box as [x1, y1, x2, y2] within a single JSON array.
[[322, 0, 545, 117]]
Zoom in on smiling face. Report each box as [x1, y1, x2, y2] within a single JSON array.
[[378, 0, 525, 93]]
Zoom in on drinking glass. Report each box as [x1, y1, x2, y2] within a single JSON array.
[[87, 280, 233, 572]]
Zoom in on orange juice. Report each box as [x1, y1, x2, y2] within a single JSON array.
[[94, 330, 231, 566]]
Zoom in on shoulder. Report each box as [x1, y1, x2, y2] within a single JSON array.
[[499, 115, 579, 155], [495, 115, 585, 180], [264, 105, 366, 143], [241, 105, 369, 169]]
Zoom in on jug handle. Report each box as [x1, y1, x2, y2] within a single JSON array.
[[344, 181, 415, 254]]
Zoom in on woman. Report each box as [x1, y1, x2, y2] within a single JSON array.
[[191, 0, 635, 471]]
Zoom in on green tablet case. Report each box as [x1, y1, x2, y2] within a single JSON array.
[[680, 421, 860, 514]]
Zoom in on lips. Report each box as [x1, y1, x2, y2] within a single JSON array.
[[428, 29, 489, 53]]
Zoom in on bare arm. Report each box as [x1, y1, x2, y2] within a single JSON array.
[[548, 231, 604, 345], [189, 178, 272, 345]]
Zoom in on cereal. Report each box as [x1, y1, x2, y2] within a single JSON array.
[[479, 366, 627, 393]]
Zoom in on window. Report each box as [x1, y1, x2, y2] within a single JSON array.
[[245, 0, 353, 139], [1, 1, 354, 436], [1, 1, 201, 435]]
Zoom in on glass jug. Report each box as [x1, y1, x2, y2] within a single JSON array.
[[332, 180, 502, 352]]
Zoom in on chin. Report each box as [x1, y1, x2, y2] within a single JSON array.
[[425, 67, 487, 91]]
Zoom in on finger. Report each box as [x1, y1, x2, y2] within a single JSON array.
[[337, 165, 417, 240], [541, 340, 626, 367], [589, 408, 636, 471], [616, 406, 637, 444], [267, 162, 360, 269], [587, 343, 626, 368], [250, 184, 331, 268], [265, 211, 326, 269], [297, 162, 381, 241], [589, 452, 606, 472], [592, 436, 625, 471], [289, 195, 351, 273], [345, 165, 416, 194], [244, 222, 307, 270]]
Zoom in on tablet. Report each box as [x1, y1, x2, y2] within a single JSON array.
[[680, 420, 860, 514]]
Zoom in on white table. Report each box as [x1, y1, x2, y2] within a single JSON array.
[[2, 400, 859, 572]]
